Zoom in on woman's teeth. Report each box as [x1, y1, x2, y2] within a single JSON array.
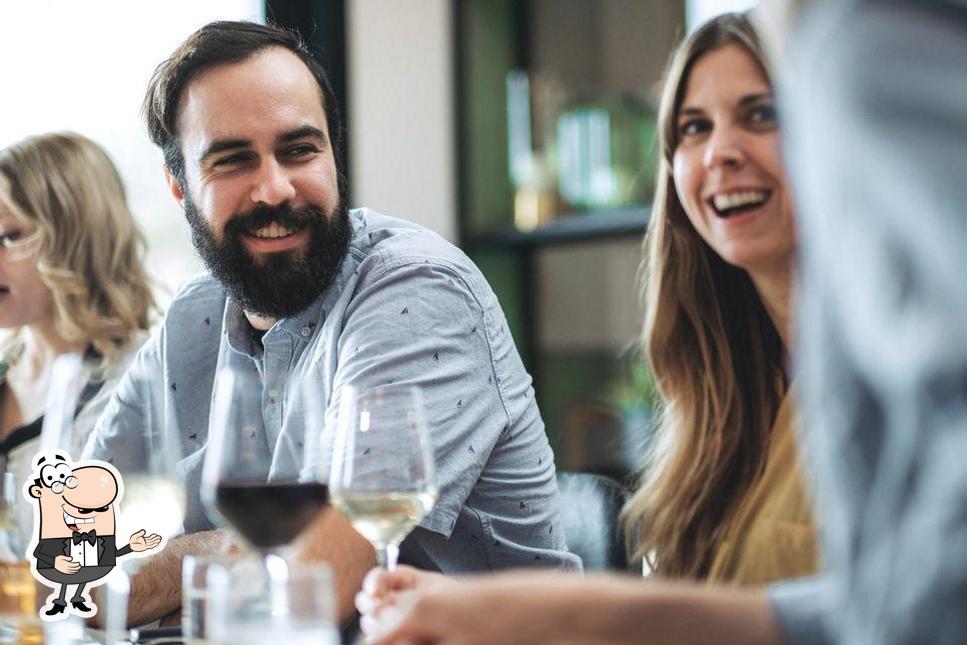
[[712, 190, 769, 217], [251, 223, 296, 238]]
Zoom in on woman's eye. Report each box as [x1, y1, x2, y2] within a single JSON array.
[[678, 119, 710, 137], [0, 231, 22, 247], [748, 104, 778, 124]]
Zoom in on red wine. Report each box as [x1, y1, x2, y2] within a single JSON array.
[[214, 481, 329, 550]]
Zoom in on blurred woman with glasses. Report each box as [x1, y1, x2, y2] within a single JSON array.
[[0, 132, 156, 531]]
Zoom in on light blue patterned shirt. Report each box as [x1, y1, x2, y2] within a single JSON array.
[[86, 208, 580, 572], [770, 1, 967, 643]]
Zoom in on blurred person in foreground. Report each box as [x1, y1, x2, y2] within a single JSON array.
[[84, 20, 577, 628], [764, 0, 967, 642], [360, 1, 967, 643], [0, 132, 155, 536]]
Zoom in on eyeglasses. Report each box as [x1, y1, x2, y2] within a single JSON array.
[[44, 476, 78, 495]]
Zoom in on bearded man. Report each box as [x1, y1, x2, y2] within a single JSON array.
[[85, 20, 577, 629]]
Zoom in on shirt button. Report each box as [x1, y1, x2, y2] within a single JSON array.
[[301, 326, 312, 337], [268, 389, 279, 399]]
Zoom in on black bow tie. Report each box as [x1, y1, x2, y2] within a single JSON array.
[[72, 530, 97, 546]]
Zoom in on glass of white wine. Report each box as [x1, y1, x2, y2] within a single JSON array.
[[102, 372, 187, 641], [328, 385, 437, 570]]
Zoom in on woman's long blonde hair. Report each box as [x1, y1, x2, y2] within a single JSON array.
[[621, 13, 786, 579], [0, 132, 155, 365]]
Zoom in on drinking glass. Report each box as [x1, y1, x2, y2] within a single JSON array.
[[182, 554, 231, 644], [38, 353, 88, 456], [328, 385, 437, 570], [1, 471, 42, 645], [102, 372, 187, 642], [201, 367, 330, 603], [206, 558, 337, 645]]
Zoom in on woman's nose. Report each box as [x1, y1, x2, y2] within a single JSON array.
[[703, 127, 746, 170]]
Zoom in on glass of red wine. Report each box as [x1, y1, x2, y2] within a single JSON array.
[[201, 367, 329, 610]]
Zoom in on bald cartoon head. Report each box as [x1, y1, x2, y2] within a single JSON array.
[[28, 454, 121, 539]]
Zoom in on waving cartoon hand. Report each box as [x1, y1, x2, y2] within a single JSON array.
[[128, 529, 163, 552]]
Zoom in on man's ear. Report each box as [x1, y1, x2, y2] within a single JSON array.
[[165, 166, 185, 207], [29, 485, 42, 499]]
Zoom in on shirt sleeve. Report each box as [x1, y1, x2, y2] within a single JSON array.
[[83, 329, 164, 472], [327, 256, 511, 537], [768, 575, 836, 645], [785, 2, 967, 643]]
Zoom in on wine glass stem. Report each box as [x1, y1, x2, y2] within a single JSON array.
[[376, 542, 400, 571], [105, 563, 132, 645], [265, 552, 291, 617]]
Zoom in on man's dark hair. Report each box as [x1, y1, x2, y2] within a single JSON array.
[[142, 20, 343, 186]]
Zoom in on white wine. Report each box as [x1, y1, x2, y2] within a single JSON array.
[[0, 561, 34, 615], [119, 475, 186, 539], [0, 561, 42, 645], [332, 491, 436, 546]]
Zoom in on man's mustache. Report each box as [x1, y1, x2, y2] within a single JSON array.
[[224, 203, 324, 237]]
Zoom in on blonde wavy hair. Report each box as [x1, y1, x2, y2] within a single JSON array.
[[0, 132, 155, 366], [621, 13, 786, 579]]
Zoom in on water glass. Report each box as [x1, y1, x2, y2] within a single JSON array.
[[206, 558, 337, 645], [182, 555, 231, 644]]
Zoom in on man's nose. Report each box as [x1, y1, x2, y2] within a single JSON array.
[[250, 158, 297, 206], [703, 127, 746, 170]]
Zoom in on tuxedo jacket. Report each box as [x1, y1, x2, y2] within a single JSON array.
[[33, 534, 132, 569]]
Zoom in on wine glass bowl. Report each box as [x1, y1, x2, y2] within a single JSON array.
[[328, 384, 437, 570], [201, 367, 330, 557], [212, 480, 329, 552]]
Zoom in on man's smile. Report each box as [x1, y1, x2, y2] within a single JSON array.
[[61, 507, 94, 532], [240, 224, 309, 255], [61, 497, 110, 532]]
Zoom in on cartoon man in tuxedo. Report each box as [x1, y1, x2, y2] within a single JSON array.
[[25, 452, 162, 619]]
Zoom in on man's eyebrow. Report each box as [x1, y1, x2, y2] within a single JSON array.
[[277, 126, 328, 146], [199, 138, 252, 165]]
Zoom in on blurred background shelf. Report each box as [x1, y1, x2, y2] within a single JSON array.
[[455, 0, 686, 480], [465, 206, 650, 249]]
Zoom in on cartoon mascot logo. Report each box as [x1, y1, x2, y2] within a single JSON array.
[[24, 451, 162, 620]]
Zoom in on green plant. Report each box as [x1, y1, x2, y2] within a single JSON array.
[[603, 355, 657, 416]]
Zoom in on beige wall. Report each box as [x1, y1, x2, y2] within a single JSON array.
[[347, 0, 457, 241], [531, 0, 685, 96], [538, 237, 645, 352]]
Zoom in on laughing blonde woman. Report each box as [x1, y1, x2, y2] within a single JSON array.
[[622, 10, 815, 586]]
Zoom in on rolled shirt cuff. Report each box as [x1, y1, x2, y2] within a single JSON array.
[[768, 575, 835, 645]]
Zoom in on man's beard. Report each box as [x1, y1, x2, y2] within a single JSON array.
[[184, 194, 352, 320]]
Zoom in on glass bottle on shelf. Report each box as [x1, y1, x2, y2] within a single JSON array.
[[506, 69, 566, 231], [556, 92, 657, 212]]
